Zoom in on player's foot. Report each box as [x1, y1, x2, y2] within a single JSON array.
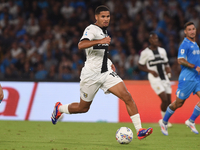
[[159, 119, 172, 128], [159, 120, 168, 135], [137, 127, 153, 140], [185, 120, 199, 134], [51, 102, 62, 125]]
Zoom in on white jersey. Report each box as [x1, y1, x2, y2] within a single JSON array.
[[79, 24, 122, 101], [80, 24, 112, 80], [139, 47, 170, 83]]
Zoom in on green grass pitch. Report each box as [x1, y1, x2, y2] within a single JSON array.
[[0, 121, 200, 150]]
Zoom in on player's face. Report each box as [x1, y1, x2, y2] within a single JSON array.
[[149, 34, 159, 46], [95, 11, 110, 28], [184, 24, 196, 39]]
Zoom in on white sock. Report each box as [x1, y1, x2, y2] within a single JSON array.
[[161, 111, 166, 119], [130, 113, 142, 132], [59, 104, 70, 114]]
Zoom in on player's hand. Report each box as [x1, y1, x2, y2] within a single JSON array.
[[150, 71, 158, 77], [196, 66, 200, 74], [99, 36, 111, 45]]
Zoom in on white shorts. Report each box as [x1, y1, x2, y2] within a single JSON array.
[[80, 70, 122, 102], [150, 80, 172, 95]]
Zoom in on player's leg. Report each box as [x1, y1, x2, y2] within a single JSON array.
[[108, 82, 138, 116], [158, 92, 168, 111], [108, 81, 153, 140], [51, 98, 92, 125], [185, 90, 200, 134], [150, 81, 172, 126], [158, 92, 169, 115], [160, 80, 194, 135], [51, 77, 99, 124], [164, 96, 185, 121], [159, 96, 185, 135], [149, 81, 167, 116], [158, 92, 173, 127], [61, 98, 92, 114]]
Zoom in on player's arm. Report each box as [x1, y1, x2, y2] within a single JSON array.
[[78, 36, 111, 50], [138, 64, 158, 77], [165, 63, 172, 78], [177, 44, 200, 71], [177, 58, 195, 68], [178, 58, 200, 72]]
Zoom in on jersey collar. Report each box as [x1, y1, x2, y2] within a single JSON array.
[[93, 24, 107, 34], [184, 37, 196, 44]]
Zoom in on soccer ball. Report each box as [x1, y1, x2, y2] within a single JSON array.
[[116, 127, 133, 144]]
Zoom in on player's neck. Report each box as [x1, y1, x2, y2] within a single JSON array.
[[149, 45, 157, 51], [94, 22, 108, 30], [186, 36, 195, 42]]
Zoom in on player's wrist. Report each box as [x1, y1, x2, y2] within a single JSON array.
[[167, 73, 171, 78], [194, 65, 198, 69]]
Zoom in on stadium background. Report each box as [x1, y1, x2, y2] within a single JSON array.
[[0, 0, 200, 124]]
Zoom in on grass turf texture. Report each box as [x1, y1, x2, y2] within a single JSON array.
[[0, 121, 200, 150]]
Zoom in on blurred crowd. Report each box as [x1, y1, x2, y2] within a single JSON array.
[[0, 0, 200, 81]]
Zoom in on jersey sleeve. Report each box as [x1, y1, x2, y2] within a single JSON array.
[[138, 50, 147, 65], [163, 48, 169, 63], [80, 26, 95, 41], [108, 58, 112, 66], [178, 42, 188, 59]]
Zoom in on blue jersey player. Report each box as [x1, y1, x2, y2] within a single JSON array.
[[160, 22, 200, 135]]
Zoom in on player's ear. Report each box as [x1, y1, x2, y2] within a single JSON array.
[[184, 29, 186, 35], [95, 14, 98, 21]]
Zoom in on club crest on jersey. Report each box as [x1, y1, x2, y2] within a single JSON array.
[[83, 93, 88, 98]]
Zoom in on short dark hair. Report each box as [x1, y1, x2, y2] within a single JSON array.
[[184, 22, 195, 30], [95, 5, 110, 15]]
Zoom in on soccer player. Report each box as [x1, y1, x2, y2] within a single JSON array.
[[138, 32, 172, 127], [51, 5, 153, 140], [160, 22, 200, 135], [0, 84, 4, 103]]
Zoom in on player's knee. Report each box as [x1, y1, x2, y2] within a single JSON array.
[[176, 102, 183, 108], [121, 92, 133, 104], [172, 100, 183, 109]]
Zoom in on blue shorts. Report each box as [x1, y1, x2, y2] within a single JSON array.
[[176, 80, 200, 100]]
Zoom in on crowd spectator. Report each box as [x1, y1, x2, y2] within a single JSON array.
[[0, 0, 199, 81]]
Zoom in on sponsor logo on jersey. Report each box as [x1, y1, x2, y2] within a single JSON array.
[[192, 50, 200, 55], [97, 43, 109, 46]]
